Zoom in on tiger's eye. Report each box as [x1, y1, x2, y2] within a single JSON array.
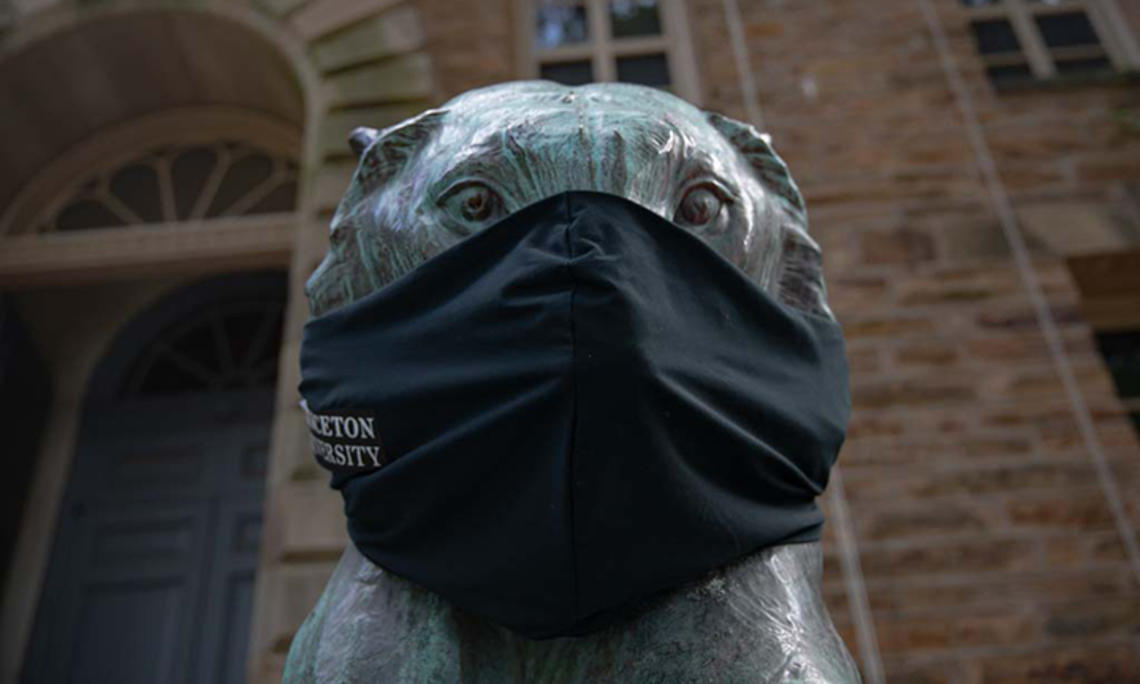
[[456, 185, 494, 222], [676, 186, 722, 226], [439, 181, 506, 234]]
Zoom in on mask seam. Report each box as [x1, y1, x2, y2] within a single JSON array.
[[563, 192, 583, 624]]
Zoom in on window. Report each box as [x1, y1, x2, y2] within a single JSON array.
[[518, 0, 700, 102], [1096, 330, 1140, 438], [960, 0, 1140, 87], [1068, 247, 1140, 441]]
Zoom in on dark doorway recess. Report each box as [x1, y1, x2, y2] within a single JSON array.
[[0, 298, 51, 593], [23, 271, 287, 684]]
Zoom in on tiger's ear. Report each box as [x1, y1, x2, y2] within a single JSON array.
[[349, 127, 380, 158], [344, 108, 449, 194], [329, 108, 449, 232], [706, 112, 832, 319], [309, 108, 450, 315]]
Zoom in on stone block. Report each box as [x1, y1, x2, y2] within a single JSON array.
[[310, 5, 424, 71], [271, 407, 323, 484], [313, 161, 356, 212], [278, 481, 348, 560], [894, 341, 959, 367], [859, 503, 990, 541], [318, 102, 430, 158], [867, 578, 1005, 613], [873, 614, 954, 653], [1076, 152, 1140, 183], [959, 436, 1034, 460], [322, 53, 433, 106], [256, 0, 309, 16], [940, 218, 1013, 262], [859, 227, 936, 265], [251, 654, 286, 684], [851, 377, 975, 410], [841, 316, 936, 339], [965, 333, 1050, 363], [896, 267, 1021, 307], [1007, 496, 1115, 531], [277, 563, 339, 644], [974, 303, 1085, 332], [1017, 202, 1127, 257], [828, 275, 890, 312], [290, 0, 402, 41], [845, 347, 882, 374], [908, 462, 1096, 498], [860, 538, 1039, 577], [1043, 598, 1140, 640], [978, 644, 1140, 682], [882, 660, 954, 684], [845, 415, 904, 438], [954, 608, 1039, 648]]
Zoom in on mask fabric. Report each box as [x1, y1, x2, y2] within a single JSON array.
[[299, 191, 850, 639]]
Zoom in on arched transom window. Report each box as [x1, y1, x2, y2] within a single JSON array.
[[49, 141, 298, 233], [0, 108, 301, 237]]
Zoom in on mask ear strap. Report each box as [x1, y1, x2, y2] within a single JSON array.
[[706, 113, 832, 319]]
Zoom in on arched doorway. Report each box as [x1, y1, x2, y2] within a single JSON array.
[[22, 271, 286, 683], [0, 7, 308, 676]]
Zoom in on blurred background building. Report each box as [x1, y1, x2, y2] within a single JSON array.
[[0, 0, 1138, 681]]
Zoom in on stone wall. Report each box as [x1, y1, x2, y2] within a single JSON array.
[[686, 1, 1140, 680]]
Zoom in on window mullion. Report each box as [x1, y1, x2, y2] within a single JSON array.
[[609, 36, 670, 55], [515, 0, 539, 79], [1086, 0, 1140, 70], [589, 0, 616, 81], [1006, 0, 1057, 78]]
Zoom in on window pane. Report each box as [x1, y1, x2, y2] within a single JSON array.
[[1096, 330, 1140, 397], [610, 0, 662, 38], [171, 147, 217, 219], [985, 63, 1034, 86], [206, 153, 274, 218], [1054, 56, 1113, 76], [540, 60, 594, 85], [110, 163, 163, 224], [960, 0, 1002, 6], [970, 19, 1021, 54], [1035, 11, 1101, 48], [536, 2, 589, 49], [56, 200, 123, 231], [616, 53, 670, 87]]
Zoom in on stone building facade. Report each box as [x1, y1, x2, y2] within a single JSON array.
[[0, 0, 1138, 682]]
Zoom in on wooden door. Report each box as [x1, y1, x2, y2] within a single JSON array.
[[23, 274, 284, 683]]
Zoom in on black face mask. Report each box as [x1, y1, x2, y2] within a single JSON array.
[[299, 191, 850, 639]]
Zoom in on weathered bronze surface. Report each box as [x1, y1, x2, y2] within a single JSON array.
[[289, 82, 858, 682], [305, 81, 828, 319]]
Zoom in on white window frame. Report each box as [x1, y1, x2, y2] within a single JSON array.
[[964, 0, 1140, 80], [515, 0, 702, 105]]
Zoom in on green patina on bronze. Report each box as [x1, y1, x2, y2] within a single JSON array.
[[290, 82, 858, 683], [305, 81, 828, 320]]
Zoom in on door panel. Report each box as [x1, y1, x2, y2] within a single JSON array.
[[67, 579, 185, 684], [194, 498, 263, 684], [23, 274, 284, 683], [40, 501, 210, 683]]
